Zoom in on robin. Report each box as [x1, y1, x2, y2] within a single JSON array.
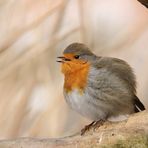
[[57, 43, 145, 135]]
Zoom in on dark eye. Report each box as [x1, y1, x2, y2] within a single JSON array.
[[74, 55, 80, 59]]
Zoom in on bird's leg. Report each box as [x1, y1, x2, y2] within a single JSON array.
[[93, 119, 105, 130], [81, 119, 105, 135], [81, 121, 95, 135]]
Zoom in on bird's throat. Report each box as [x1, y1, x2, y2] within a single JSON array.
[[63, 64, 90, 93]]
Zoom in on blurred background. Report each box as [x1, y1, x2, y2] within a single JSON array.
[[0, 0, 147, 139]]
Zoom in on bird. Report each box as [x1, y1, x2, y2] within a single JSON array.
[[57, 43, 145, 135]]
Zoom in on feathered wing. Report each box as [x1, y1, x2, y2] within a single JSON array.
[[93, 57, 145, 113], [134, 95, 145, 112], [93, 57, 137, 94]]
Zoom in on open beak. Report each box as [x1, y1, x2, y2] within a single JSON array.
[[57, 56, 71, 63]]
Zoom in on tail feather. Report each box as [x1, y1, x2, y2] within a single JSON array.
[[134, 95, 145, 113]]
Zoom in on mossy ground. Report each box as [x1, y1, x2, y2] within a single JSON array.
[[101, 135, 148, 148]]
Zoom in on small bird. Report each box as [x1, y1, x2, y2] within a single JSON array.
[[57, 43, 145, 135]]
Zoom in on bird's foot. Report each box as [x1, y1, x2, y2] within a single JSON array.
[[81, 121, 95, 135], [81, 119, 105, 135], [93, 119, 105, 130]]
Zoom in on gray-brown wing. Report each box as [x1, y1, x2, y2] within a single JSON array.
[[93, 57, 136, 94]]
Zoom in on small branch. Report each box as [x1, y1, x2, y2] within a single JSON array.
[[0, 111, 148, 147]]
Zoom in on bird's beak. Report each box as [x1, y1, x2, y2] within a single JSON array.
[[57, 56, 71, 63]]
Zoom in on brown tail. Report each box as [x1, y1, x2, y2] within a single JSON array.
[[134, 95, 145, 113]]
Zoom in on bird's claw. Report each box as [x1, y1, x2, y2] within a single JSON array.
[[81, 119, 105, 135], [81, 121, 95, 135], [93, 119, 105, 130]]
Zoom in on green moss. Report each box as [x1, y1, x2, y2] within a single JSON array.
[[101, 135, 148, 148]]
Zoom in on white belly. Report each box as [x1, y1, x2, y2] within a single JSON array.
[[64, 89, 107, 120]]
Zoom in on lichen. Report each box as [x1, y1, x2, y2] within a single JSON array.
[[101, 135, 148, 148]]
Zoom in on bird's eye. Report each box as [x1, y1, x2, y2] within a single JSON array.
[[74, 55, 80, 59]]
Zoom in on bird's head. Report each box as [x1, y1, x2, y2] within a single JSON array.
[[57, 43, 95, 74]]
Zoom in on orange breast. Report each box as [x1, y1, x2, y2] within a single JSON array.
[[62, 62, 90, 93]]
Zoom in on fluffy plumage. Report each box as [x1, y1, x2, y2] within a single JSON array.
[[59, 43, 145, 122]]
